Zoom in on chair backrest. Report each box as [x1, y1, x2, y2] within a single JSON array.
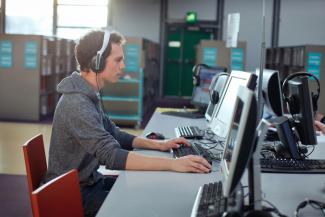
[[22, 134, 47, 194], [31, 169, 84, 217]]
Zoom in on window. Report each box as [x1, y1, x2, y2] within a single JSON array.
[[5, 0, 53, 35], [56, 0, 109, 39], [0, 0, 3, 33]]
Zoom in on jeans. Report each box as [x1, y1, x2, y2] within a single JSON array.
[[81, 176, 117, 217]]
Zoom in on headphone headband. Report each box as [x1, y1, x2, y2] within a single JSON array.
[[282, 72, 320, 101], [282, 72, 320, 113], [95, 30, 111, 71]]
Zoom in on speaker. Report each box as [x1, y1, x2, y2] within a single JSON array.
[[90, 30, 111, 73], [259, 69, 284, 116], [282, 72, 320, 113], [274, 116, 300, 159]]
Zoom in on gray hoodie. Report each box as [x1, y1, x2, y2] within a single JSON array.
[[43, 71, 135, 187]]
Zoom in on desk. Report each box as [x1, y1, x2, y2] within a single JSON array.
[[96, 112, 325, 217]]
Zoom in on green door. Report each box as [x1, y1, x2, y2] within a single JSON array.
[[164, 25, 211, 97]]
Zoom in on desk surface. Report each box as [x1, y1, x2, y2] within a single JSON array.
[[96, 112, 325, 217]]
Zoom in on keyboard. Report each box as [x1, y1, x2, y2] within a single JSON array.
[[260, 158, 325, 173], [172, 143, 215, 164], [161, 111, 205, 119], [191, 181, 227, 217], [175, 126, 203, 139]]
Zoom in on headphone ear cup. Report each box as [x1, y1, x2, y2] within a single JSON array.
[[210, 91, 220, 104], [193, 74, 200, 87], [90, 55, 98, 73], [90, 55, 105, 73]]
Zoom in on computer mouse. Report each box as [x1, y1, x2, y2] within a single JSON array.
[[145, 132, 165, 140]]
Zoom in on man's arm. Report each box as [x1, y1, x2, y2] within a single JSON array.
[[125, 152, 211, 173]]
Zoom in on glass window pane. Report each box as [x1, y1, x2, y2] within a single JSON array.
[[58, 5, 107, 27], [56, 27, 93, 40], [58, 0, 108, 6], [5, 0, 53, 35]]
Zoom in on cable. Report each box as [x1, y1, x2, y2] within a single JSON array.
[[305, 145, 316, 157], [294, 199, 325, 217], [96, 73, 106, 120]]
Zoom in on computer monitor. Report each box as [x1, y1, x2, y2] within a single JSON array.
[[287, 76, 317, 146], [210, 70, 257, 139], [221, 86, 257, 197], [205, 73, 229, 121], [191, 66, 227, 112], [255, 69, 284, 117]]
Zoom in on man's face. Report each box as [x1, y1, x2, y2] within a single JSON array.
[[101, 43, 125, 83]]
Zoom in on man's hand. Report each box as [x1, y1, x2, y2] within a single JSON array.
[[170, 155, 212, 173], [315, 120, 325, 134], [157, 137, 191, 151]]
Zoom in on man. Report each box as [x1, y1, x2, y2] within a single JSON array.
[[43, 30, 211, 217]]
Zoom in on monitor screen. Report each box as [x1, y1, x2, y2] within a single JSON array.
[[191, 66, 227, 109], [210, 70, 257, 139], [221, 86, 257, 197], [224, 99, 243, 165]]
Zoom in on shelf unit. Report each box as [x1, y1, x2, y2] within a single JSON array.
[[266, 45, 325, 113], [196, 40, 246, 71], [101, 37, 159, 128], [0, 34, 75, 121], [101, 69, 143, 128]]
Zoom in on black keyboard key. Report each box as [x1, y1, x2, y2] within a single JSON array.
[[193, 181, 227, 217], [172, 144, 213, 165], [175, 126, 203, 139], [260, 158, 325, 173]]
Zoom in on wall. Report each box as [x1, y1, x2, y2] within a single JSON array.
[[279, 0, 325, 46], [111, 0, 325, 71], [111, 0, 160, 42], [168, 0, 217, 20], [224, 0, 273, 72], [111, 0, 217, 42]]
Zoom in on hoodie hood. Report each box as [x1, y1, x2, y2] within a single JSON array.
[[57, 71, 99, 103]]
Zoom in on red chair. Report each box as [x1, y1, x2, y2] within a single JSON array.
[[22, 134, 47, 195], [31, 169, 84, 217]]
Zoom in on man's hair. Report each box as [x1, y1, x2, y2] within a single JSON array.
[[75, 30, 125, 72]]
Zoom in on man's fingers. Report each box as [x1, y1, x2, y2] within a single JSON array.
[[190, 161, 210, 173], [191, 156, 212, 169]]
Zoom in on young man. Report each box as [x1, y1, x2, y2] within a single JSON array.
[[43, 30, 211, 217]]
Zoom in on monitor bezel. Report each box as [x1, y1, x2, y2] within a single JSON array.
[[288, 76, 317, 146], [220, 85, 257, 198]]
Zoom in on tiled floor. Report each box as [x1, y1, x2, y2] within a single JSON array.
[[0, 121, 143, 175]]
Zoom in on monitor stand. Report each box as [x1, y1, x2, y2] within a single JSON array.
[[248, 119, 270, 211]]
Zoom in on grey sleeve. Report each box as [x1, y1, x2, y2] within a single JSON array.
[[103, 114, 135, 150], [66, 101, 129, 170]]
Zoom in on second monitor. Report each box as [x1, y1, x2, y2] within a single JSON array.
[[209, 70, 257, 140]]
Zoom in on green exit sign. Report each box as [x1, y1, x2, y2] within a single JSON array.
[[186, 12, 197, 23]]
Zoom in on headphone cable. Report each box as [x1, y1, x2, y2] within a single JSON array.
[[96, 73, 106, 118]]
